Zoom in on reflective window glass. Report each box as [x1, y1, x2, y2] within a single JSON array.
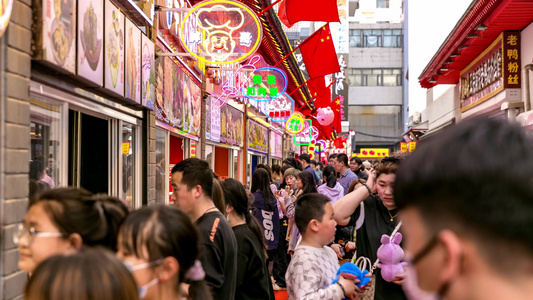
[[155, 129, 167, 205]]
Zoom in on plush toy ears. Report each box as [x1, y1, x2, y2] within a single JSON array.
[[381, 234, 391, 244], [392, 232, 403, 245]]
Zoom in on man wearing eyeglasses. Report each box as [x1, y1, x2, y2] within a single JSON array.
[[394, 118, 533, 300]]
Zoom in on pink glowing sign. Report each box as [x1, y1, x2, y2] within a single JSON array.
[[266, 93, 294, 123]]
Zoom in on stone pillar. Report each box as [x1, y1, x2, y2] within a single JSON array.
[[1, 0, 33, 298]]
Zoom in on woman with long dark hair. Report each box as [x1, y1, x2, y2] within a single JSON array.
[[251, 169, 280, 255], [221, 178, 273, 300], [317, 165, 344, 204]]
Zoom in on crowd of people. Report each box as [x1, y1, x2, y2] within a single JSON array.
[[17, 118, 533, 300]]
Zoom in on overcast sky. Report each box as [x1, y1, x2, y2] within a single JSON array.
[[408, 0, 474, 115]]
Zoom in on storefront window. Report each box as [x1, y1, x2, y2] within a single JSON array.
[[30, 98, 64, 199], [233, 150, 240, 181], [155, 128, 167, 205], [121, 123, 135, 210]]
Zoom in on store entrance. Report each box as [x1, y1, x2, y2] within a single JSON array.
[[69, 110, 109, 194]]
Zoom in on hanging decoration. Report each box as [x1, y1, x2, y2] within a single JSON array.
[[316, 107, 334, 126]]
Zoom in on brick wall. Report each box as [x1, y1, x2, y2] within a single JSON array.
[[1, 0, 33, 298]]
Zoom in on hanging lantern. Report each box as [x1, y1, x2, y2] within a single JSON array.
[[316, 107, 334, 126]]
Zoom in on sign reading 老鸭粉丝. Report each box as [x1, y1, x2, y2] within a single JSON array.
[[460, 31, 521, 112]]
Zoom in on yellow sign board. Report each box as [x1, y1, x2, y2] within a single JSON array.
[[357, 148, 389, 158], [122, 142, 130, 155], [408, 141, 417, 153], [400, 142, 407, 153]]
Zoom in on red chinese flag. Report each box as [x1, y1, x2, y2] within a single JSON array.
[[308, 77, 331, 109], [332, 96, 342, 133], [300, 25, 341, 79], [284, 0, 339, 24], [278, 0, 294, 28]]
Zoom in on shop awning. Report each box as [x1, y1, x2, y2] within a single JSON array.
[[419, 0, 533, 89]]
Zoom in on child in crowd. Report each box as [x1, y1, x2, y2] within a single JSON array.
[[286, 193, 359, 300], [117, 205, 212, 300], [25, 248, 139, 300]]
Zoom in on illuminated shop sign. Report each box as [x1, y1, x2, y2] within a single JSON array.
[[358, 148, 389, 158], [460, 31, 520, 112], [285, 112, 305, 134], [244, 67, 288, 101], [266, 93, 294, 123], [293, 119, 312, 146], [179, 0, 262, 65]]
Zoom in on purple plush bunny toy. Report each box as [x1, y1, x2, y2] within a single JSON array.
[[377, 232, 408, 282]]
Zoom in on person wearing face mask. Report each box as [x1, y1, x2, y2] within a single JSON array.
[[394, 118, 533, 300], [221, 178, 274, 300], [117, 205, 213, 300], [25, 248, 139, 300], [15, 188, 128, 275], [333, 157, 407, 300]]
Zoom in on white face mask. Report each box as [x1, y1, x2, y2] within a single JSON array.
[[123, 259, 164, 299]]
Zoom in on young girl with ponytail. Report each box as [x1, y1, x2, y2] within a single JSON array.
[[221, 178, 274, 300], [317, 165, 344, 204], [117, 205, 212, 300]]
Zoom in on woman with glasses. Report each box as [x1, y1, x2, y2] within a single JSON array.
[[15, 188, 128, 274], [117, 205, 212, 300]]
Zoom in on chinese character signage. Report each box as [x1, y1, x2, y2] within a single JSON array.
[[179, 0, 263, 65], [248, 120, 268, 153], [293, 119, 312, 146], [266, 93, 295, 123], [285, 112, 305, 134], [244, 67, 288, 101], [330, 0, 349, 54], [332, 54, 348, 121], [460, 31, 520, 112], [408, 141, 417, 153], [358, 148, 389, 158], [207, 97, 221, 142], [400, 142, 407, 153]]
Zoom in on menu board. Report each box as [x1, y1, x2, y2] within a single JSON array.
[[248, 120, 268, 153], [208, 97, 221, 143], [40, 0, 76, 72], [125, 18, 141, 103], [154, 55, 201, 137], [141, 34, 155, 109], [221, 105, 243, 147], [270, 131, 283, 158], [77, 0, 104, 85], [104, 0, 124, 96]]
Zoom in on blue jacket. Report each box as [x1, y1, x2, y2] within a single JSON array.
[[252, 191, 280, 250]]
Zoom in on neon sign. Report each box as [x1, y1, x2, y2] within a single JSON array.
[[294, 119, 313, 146], [315, 140, 327, 153], [266, 93, 294, 123], [285, 112, 305, 134], [212, 54, 259, 108], [179, 0, 262, 65], [243, 67, 288, 101]]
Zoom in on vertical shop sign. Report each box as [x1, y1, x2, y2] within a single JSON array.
[[408, 141, 417, 153], [77, 0, 104, 85], [210, 97, 221, 142], [502, 31, 521, 89], [270, 131, 283, 158], [400, 142, 407, 153], [330, 0, 349, 54], [104, 0, 125, 96], [293, 119, 312, 146], [332, 54, 349, 121]]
